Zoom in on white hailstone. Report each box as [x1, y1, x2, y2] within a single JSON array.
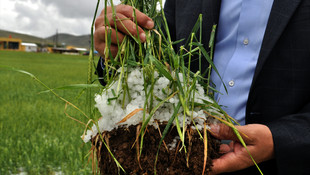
[[131, 92, 138, 99], [82, 67, 221, 143], [136, 85, 144, 91], [81, 130, 93, 143], [155, 111, 160, 116], [205, 125, 211, 130], [173, 98, 179, 104], [168, 104, 176, 114], [157, 77, 169, 88], [196, 119, 205, 129], [195, 99, 203, 104], [154, 71, 159, 78], [135, 96, 143, 103], [197, 86, 204, 96], [196, 123, 208, 131], [178, 73, 184, 83], [164, 112, 172, 121], [192, 125, 203, 130], [197, 110, 204, 116], [127, 77, 134, 85], [126, 104, 140, 115], [140, 91, 146, 97], [167, 136, 180, 150]]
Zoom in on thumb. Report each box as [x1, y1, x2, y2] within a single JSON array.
[[210, 124, 253, 144]]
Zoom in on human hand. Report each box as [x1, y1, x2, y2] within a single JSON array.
[[209, 124, 274, 174], [94, 4, 154, 57]]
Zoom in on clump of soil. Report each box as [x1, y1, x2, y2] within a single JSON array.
[[93, 124, 221, 175]]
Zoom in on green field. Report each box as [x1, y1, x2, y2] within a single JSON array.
[[0, 51, 100, 174]]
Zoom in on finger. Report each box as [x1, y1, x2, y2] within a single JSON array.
[[109, 45, 119, 58], [94, 26, 123, 57], [95, 43, 118, 58], [95, 26, 125, 45], [212, 142, 251, 174], [219, 143, 233, 154], [220, 141, 234, 154], [105, 12, 147, 42], [210, 124, 254, 144], [108, 4, 154, 29]]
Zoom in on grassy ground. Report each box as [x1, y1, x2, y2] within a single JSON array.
[[0, 50, 100, 174]]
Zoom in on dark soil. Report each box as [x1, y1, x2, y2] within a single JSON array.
[[93, 124, 221, 175]]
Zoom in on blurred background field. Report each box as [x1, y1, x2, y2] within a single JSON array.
[[0, 50, 100, 174]]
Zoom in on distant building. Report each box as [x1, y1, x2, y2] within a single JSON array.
[[66, 45, 88, 54], [21, 42, 37, 52], [0, 37, 22, 51], [0, 36, 87, 55], [52, 47, 79, 55], [51, 46, 88, 55]]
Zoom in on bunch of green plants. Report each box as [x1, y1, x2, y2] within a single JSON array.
[[85, 0, 263, 174]]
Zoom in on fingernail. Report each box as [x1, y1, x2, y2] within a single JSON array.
[[146, 20, 154, 29], [210, 124, 220, 135], [140, 32, 146, 42]]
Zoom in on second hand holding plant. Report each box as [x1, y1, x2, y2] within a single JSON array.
[[210, 124, 274, 174]]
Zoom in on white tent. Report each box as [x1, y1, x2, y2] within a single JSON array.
[[22, 42, 37, 52]]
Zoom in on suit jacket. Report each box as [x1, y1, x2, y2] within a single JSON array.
[[164, 0, 310, 174]]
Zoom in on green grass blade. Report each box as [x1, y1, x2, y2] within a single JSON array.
[[154, 102, 181, 174], [149, 54, 173, 81], [39, 84, 100, 94], [192, 42, 228, 94]]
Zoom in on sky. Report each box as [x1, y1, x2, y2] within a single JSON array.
[[0, 0, 121, 38], [0, 0, 165, 38]]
